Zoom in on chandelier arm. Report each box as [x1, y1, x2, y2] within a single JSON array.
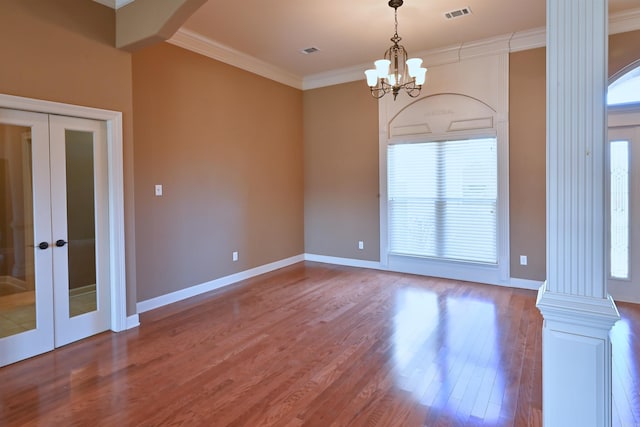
[[405, 87, 422, 98], [370, 89, 386, 99]]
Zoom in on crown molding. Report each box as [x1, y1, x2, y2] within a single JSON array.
[[93, 0, 135, 9], [509, 28, 546, 52], [303, 65, 368, 90], [459, 34, 512, 59], [170, 8, 640, 91], [167, 29, 303, 89], [304, 34, 513, 89], [304, 8, 640, 89], [507, 8, 640, 53], [610, 8, 640, 34]]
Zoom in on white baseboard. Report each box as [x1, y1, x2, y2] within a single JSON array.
[[134, 252, 545, 317], [305, 253, 544, 293], [508, 277, 544, 291], [137, 254, 305, 314], [304, 253, 383, 270], [126, 314, 140, 329]]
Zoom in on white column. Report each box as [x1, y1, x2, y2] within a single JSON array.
[[536, 0, 620, 426]]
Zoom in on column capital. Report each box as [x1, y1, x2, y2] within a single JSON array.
[[536, 282, 620, 333]]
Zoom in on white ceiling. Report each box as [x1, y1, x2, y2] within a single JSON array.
[[94, 0, 640, 85], [180, 0, 640, 78]]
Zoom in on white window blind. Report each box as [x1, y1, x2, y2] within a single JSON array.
[[388, 138, 498, 264]]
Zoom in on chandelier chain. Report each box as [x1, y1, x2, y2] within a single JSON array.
[[391, 7, 402, 45]]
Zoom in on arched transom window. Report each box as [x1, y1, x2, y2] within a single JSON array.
[[608, 65, 640, 106]]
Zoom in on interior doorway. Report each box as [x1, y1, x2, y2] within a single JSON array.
[[607, 64, 640, 303], [607, 118, 640, 303], [0, 95, 127, 367]]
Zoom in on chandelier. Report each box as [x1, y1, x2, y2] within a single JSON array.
[[365, 0, 427, 100]]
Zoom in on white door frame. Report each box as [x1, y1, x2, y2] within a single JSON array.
[[608, 106, 640, 303], [0, 93, 127, 332]]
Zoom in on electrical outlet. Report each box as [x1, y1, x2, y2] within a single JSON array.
[[358, 241, 364, 250], [520, 255, 528, 266], [232, 251, 238, 262]]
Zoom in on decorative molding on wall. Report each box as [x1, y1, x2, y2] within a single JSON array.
[[137, 254, 305, 313], [167, 29, 303, 90]]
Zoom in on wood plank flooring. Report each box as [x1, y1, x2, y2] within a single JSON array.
[[1, 261, 639, 426]]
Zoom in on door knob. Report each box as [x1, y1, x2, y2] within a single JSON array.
[[38, 242, 49, 250], [55, 239, 68, 247]]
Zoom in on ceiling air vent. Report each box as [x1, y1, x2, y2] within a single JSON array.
[[301, 47, 320, 55], [444, 7, 472, 20]]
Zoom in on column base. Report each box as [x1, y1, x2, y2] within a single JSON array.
[[536, 282, 620, 427]]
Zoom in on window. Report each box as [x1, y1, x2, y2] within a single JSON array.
[[609, 140, 629, 279], [608, 66, 640, 106], [387, 137, 497, 264]]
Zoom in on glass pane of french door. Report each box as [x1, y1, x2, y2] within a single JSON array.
[[0, 123, 35, 337], [49, 115, 110, 348], [65, 129, 98, 317], [0, 109, 54, 367]]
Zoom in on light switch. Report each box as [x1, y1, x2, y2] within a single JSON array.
[[155, 184, 163, 196]]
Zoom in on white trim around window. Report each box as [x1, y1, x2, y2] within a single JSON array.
[[378, 53, 510, 286]]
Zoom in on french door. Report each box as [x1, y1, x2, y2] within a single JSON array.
[[0, 109, 111, 367], [607, 122, 640, 303]]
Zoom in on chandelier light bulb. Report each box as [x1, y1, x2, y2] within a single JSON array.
[[365, 69, 379, 87], [406, 58, 423, 78], [364, 0, 426, 100], [415, 67, 427, 85], [374, 59, 391, 79]]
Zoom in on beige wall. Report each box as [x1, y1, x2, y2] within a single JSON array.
[[509, 48, 547, 281], [610, 30, 640, 78], [508, 31, 640, 281], [2, 0, 639, 308], [303, 82, 380, 261], [0, 0, 137, 314], [132, 43, 304, 301], [304, 31, 640, 281]]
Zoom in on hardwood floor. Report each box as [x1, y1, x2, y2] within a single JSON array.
[[1, 261, 639, 426]]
